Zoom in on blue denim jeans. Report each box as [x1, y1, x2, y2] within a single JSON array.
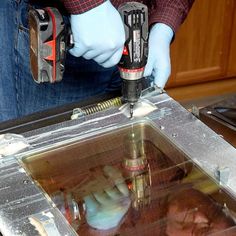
[[0, 0, 121, 122]]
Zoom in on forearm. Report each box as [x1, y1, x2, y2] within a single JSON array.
[[142, 0, 195, 88], [61, 0, 106, 14], [149, 0, 195, 32], [111, 0, 194, 32]]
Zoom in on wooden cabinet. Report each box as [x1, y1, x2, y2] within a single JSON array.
[[167, 0, 236, 88], [227, 5, 236, 77]]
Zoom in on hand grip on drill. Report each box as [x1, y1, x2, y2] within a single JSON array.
[[144, 23, 174, 89], [69, 0, 125, 68]]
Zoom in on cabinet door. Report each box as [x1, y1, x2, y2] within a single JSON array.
[[167, 0, 235, 88], [227, 3, 236, 77]]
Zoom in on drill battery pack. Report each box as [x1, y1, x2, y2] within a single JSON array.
[[29, 7, 71, 83]]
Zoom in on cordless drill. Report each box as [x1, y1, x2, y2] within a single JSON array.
[[29, 3, 148, 117], [118, 2, 148, 118]]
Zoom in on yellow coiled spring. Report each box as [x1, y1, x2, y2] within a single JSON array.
[[71, 97, 122, 119]]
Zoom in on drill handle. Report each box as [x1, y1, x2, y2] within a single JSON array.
[[118, 2, 148, 71]]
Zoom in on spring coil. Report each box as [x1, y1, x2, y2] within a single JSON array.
[[71, 97, 123, 119], [82, 97, 122, 115]]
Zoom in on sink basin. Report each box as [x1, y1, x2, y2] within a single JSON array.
[[21, 121, 236, 235]]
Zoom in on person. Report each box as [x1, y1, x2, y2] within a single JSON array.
[[74, 167, 236, 235], [0, 0, 194, 122], [166, 188, 236, 236]]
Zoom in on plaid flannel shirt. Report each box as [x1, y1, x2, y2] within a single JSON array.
[[62, 0, 195, 32]]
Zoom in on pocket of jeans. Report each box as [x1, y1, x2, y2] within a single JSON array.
[[19, 1, 30, 32]]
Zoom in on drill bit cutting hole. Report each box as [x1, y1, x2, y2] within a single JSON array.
[[119, 99, 157, 118]]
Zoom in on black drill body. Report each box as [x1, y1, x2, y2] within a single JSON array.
[[118, 2, 149, 117]]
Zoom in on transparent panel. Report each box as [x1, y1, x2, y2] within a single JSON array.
[[21, 122, 236, 235]]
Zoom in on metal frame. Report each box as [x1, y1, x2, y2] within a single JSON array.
[[1, 93, 236, 235]]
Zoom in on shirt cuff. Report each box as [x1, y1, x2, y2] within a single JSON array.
[[62, 0, 106, 14]]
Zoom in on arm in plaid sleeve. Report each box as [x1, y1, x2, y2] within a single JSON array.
[[62, 0, 194, 32], [111, 0, 195, 33], [62, 0, 106, 14], [149, 0, 195, 32]]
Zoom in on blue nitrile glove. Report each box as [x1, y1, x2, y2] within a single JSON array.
[[69, 1, 125, 68], [84, 166, 131, 230], [144, 23, 174, 89]]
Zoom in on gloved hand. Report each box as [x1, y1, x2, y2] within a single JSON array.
[[144, 23, 174, 89], [69, 1, 125, 68], [84, 166, 131, 230]]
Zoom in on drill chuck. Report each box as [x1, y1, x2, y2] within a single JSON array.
[[122, 79, 142, 104]]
